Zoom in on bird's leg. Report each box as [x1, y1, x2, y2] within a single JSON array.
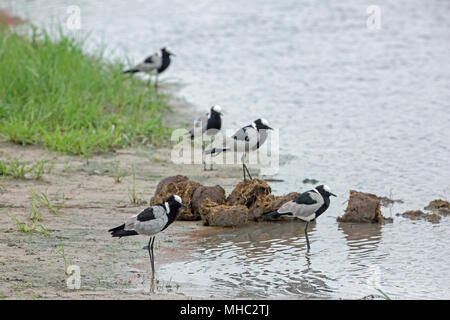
[[244, 163, 253, 180], [202, 140, 207, 171], [147, 236, 155, 277], [241, 153, 252, 182], [304, 222, 310, 252], [209, 136, 215, 171], [154, 74, 159, 91]]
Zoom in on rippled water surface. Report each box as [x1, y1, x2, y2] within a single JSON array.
[[8, 0, 450, 298]]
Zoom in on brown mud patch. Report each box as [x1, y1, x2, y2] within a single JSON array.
[[398, 210, 441, 224], [0, 139, 246, 299], [424, 199, 450, 215], [337, 190, 393, 223]]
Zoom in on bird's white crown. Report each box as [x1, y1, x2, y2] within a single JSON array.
[[165, 47, 174, 54], [251, 122, 256, 128], [173, 195, 183, 204], [212, 105, 222, 113], [323, 185, 331, 193], [261, 118, 269, 126]]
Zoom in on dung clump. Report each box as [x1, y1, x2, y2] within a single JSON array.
[[191, 185, 226, 214], [398, 210, 441, 224], [378, 196, 404, 207], [337, 190, 393, 223], [199, 199, 249, 227], [424, 199, 450, 215], [150, 177, 202, 220], [154, 175, 189, 194], [227, 179, 272, 207], [226, 179, 279, 221]]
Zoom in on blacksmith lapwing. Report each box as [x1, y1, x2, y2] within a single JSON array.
[[108, 195, 186, 276], [264, 185, 336, 251], [205, 118, 272, 181], [188, 105, 223, 171], [123, 47, 175, 88]]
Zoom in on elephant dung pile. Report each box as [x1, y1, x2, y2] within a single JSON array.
[[337, 190, 393, 223], [150, 176, 297, 227]]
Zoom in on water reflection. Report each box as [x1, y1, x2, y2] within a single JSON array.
[[337, 222, 387, 263], [158, 221, 335, 298]]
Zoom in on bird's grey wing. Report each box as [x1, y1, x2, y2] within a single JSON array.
[[253, 129, 269, 150], [124, 206, 158, 230], [125, 205, 166, 230], [189, 113, 209, 136], [293, 192, 319, 205], [133, 205, 168, 235], [144, 54, 155, 63], [278, 192, 323, 220], [231, 127, 247, 141], [124, 214, 138, 230], [245, 127, 259, 149], [232, 125, 254, 141], [229, 126, 258, 152], [135, 53, 161, 72]]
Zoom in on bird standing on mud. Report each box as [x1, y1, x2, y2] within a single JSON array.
[[108, 195, 186, 277], [188, 105, 223, 171], [205, 118, 273, 181], [264, 185, 336, 252], [123, 47, 175, 89]]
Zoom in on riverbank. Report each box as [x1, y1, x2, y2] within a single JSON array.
[[0, 133, 249, 299], [0, 24, 245, 299], [0, 26, 170, 158]]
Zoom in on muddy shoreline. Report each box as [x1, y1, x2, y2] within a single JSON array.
[[0, 86, 254, 300]]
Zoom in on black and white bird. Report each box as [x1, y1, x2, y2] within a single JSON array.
[[123, 47, 175, 88], [108, 195, 186, 276], [205, 118, 272, 180], [188, 105, 223, 171], [264, 185, 336, 251]]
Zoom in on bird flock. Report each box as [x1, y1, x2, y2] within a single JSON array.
[[113, 47, 336, 277]]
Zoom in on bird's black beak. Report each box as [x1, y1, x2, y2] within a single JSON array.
[[181, 203, 187, 208], [330, 192, 337, 197], [266, 125, 273, 130]]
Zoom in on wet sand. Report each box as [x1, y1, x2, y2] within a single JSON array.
[[0, 89, 251, 300], [0, 140, 249, 299]]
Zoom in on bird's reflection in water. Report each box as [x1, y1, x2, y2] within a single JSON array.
[[180, 220, 334, 298], [337, 222, 388, 276]]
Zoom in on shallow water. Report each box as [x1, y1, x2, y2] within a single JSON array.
[[7, 0, 450, 298]]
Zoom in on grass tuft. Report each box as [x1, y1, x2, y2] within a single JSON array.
[[0, 26, 171, 157], [0, 158, 47, 179]]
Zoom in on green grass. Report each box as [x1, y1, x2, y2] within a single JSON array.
[[8, 212, 49, 235], [376, 288, 392, 300], [0, 158, 47, 179], [0, 26, 171, 157], [35, 190, 65, 216]]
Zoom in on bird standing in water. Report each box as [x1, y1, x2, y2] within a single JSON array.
[[264, 185, 336, 252], [108, 195, 186, 277], [205, 118, 272, 181]]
